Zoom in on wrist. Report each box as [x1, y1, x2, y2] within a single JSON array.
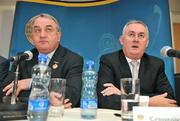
[[139, 95, 149, 106]]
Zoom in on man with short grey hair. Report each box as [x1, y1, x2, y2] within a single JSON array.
[[97, 20, 177, 110]]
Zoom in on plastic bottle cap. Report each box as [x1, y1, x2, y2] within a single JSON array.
[[86, 60, 95, 69], [38, 53, 48, 62]]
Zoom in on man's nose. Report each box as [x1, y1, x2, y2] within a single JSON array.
[[133, 35, 139, 41], [40, 30, 46, 37]]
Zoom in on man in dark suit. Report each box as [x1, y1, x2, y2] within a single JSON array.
[[97, 20, 177, 110], [0, 56, 10, 102], [0, 56, 10, 86], [3, 13, 83, 108]]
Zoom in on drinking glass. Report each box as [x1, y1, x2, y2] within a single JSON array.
[[48, 78, 66, 118], [120, 78, 140, 120]]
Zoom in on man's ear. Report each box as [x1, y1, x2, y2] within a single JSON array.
[[29, 37, 35, 45], [145, 39, 149, 48], [119, 35, 124, 45], [58, 32, 61, 42]]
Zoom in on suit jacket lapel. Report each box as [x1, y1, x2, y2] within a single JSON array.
[[138, 54, 147, 80], [22, 48, 39, 78], [30, 48, 39, 68], [119, 50, 132, 78], [48, 45, 65, 76]]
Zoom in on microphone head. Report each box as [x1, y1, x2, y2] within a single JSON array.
[[160, 46, 172, 57], [24, 51, 33, 60]]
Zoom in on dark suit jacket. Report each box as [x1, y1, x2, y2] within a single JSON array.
[[97, 50, 175, 110], [0, 56, 9, 86], [1, 45, 83, 107]]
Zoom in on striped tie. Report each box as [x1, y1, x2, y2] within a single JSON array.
[[130, 60, 139, 80]]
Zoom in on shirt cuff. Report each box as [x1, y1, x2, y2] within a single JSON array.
[[139, 96, 149, 106], [28, 79, 32, 89]]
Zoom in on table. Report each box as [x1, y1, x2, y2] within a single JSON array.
[[15, 108, 122, 121], [49, 108, 121, 121]]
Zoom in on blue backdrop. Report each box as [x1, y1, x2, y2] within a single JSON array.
[[9, 0, 174, 91]]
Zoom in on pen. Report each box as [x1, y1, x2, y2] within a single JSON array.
[[114, 113, 121, 117]]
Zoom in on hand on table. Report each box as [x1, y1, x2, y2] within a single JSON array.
[[101, 83, 121, 96], [50, 91, 72, 109], [3, 78, 31, 96], [149, 92, 177, 107]]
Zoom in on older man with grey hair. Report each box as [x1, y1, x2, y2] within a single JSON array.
[[3, 13, 83, 108]]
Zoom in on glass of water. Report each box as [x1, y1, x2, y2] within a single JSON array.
[[120, 78, 140, 121], [48, 78, 66, 118]]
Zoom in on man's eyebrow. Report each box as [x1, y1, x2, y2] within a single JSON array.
[[33, 25, 53, 28], [138, 32, 145, 35], [128, 31, 145, 34], [127, 31, 135, 33], [33, 26, 40, 28], [46, 25, 53, 28]]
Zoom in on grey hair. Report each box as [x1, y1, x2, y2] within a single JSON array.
[[25, 13, 61, 44], [122, 20, 149, 37]]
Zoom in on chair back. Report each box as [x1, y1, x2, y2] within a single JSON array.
[[175, 73, 180, 106]]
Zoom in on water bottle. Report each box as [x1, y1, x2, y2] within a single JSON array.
[[80, 60, 98, 119], [27, 53, 51, 121]]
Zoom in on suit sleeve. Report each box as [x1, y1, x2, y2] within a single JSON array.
[[0, 59, 10, 84], [155, 60, 175, 99], [64, 55, 83, 107], [0, 60, 12, 101], [97, 55, 121, 110]]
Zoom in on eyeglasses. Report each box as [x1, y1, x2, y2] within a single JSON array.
[[126, 31, 146, 40]]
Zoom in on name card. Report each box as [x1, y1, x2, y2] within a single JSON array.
[[133, 107, 180, 121]]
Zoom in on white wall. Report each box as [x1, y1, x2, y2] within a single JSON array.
[[169, 0, 180, 23], [0, 1, 15, 58]]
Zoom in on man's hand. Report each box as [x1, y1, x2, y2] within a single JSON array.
[[101, 83, 121, 96], [64, 99, 72, 109], [149, 92, 177, 107], [3, 78, 31, 96], [50, 91, 72, 109]]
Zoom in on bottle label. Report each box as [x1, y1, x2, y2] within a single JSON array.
[[28, 99, 49, 112], [80, 99, 97, 109]]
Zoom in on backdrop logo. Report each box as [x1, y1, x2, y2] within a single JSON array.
[[20, 0, 118, 7]]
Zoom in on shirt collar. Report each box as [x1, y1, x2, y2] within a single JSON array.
[[47, 49, 56, 60], [38, 48, 56, 60], [125, 56, 141, 64]]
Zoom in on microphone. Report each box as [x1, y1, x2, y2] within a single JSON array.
[[9, 51, 33, 62], [160, 46, 180, 58]]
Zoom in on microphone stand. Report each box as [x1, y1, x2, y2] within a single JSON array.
[[11, 64, 19, 104], [0, 60, 27, 120]]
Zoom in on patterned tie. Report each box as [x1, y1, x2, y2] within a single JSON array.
[[130, 60, 139, 80], [46, 56, 51, 65]]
